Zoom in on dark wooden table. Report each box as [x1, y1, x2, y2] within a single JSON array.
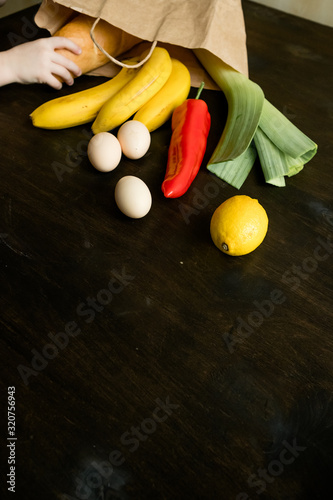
[[1, 2, 333, 499]]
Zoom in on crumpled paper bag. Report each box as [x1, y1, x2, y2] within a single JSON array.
[[35, 0, 248, 89]]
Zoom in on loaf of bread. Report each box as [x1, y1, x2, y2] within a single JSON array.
[[54, 13, 142, 78]]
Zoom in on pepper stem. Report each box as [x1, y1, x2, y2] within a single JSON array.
[[195, 81, 205, 100]]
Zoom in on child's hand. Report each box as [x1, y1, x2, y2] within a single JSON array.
[[4, 37, 82, 89]]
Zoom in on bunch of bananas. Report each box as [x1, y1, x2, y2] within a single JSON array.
[[30, 47, 191, 134]]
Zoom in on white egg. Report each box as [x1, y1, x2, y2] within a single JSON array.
[[88, 132, 122, 172], [117, 120, 151, 160], [115, 176, 152, 219]]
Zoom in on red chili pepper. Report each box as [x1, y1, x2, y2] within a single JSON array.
[[161, 82, 211, 198]]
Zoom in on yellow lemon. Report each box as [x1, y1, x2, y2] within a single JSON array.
[[210, 195, 268, 256]]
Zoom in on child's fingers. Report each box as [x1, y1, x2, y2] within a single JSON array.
[[51, 36, 82, 55], [52, 52, 82, 77], [49, 63, 75, 87], [44, 74, 63, 90]]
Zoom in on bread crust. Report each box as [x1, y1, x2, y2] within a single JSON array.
[[54, 13, 141, 76]]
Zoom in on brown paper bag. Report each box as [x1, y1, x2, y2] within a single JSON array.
[[35, 0, 248, 89]]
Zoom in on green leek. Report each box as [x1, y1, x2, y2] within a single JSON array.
[[267, 176, 286, 187], [259, 99, 317, 162], [194, 48, 264, 162], [254, 127, 289, 183], [253, 99, 316, 185], [194, 50, 317, 188], [207, 143, 257, 189]]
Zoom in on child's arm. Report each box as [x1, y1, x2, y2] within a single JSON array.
[[0, 37, 82, 89]]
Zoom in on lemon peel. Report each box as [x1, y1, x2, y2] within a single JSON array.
[[210, 195, 268, 256]]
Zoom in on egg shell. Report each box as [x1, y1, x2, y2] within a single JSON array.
[[88, 132, 122, 172], [117, 120, 151, 160], [115, 176, 152, 219]]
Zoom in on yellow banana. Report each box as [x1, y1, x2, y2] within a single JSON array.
[[30, 57, 141, 130], [133, 58, 191, 132], [92, 47, 172, 134]]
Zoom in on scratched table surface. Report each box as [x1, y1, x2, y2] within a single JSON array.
[[1, 2, 333, 499]]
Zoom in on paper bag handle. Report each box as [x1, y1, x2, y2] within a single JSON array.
[[90, 17, 157, 69]]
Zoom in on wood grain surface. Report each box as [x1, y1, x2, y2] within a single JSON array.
[[1, 2, 333, 499]]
